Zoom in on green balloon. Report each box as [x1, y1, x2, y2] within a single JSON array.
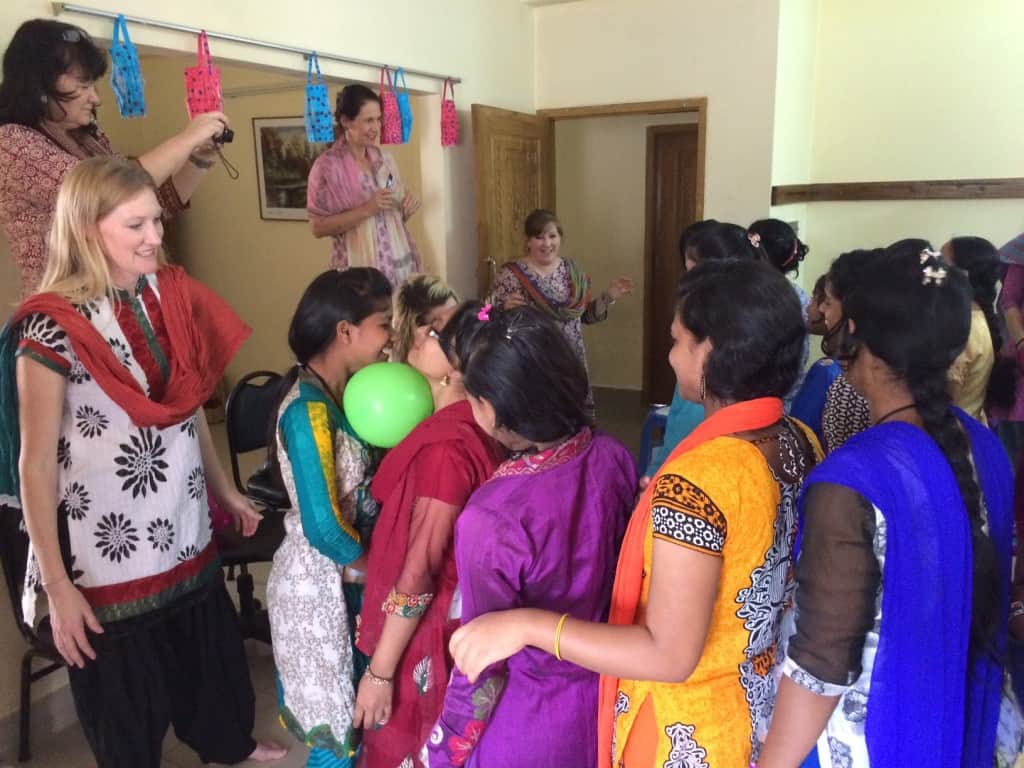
[[342, 362, 434, 448]]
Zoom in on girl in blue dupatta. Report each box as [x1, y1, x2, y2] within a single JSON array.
[[759, 240, 1022, 767]]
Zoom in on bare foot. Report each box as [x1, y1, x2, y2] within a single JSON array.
[[248, 741, 288, 762]]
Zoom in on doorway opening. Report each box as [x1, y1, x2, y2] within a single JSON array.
[[471, 99, 706, 410]]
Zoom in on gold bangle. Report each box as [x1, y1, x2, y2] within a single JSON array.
[[553, 613, 570, 661]]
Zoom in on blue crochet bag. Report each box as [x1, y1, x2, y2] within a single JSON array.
[[109, 15, 145, 118], [304, 52, 334, 143], [394, 67, 413, 143]]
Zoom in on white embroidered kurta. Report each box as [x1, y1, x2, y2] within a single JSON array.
[[267, 373, 381, 756], [16, 274, 213, 626]]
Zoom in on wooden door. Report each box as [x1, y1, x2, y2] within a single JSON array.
[[643, 124, 699, 405], [472, 104, 555, 297]]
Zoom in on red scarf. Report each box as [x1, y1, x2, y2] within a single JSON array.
[[11, 266, 250, 428], [358, 399, 505, 653]]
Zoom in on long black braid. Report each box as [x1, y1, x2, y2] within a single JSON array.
[[841, 239, 999, 656]]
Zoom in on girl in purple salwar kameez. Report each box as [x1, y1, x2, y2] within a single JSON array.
[[427, 305, 637, 768]]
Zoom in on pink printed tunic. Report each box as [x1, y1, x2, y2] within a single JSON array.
[[0, 123, 185, 298], [306, 139, 420, 286]]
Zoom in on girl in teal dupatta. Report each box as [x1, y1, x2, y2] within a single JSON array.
[[266, 268, 393, 768], [490, 209, 633, 407]]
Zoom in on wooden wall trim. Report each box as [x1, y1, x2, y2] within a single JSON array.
[[772, 178, 1024, 205], [538, 98, 705, 120]]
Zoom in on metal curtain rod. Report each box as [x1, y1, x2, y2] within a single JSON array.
[[51, 2, 462, 85]]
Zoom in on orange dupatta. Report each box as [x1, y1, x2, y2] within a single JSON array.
[[596, 397, 784, 767]]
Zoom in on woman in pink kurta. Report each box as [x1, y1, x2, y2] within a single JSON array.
[[307, 85, 421, 286], [0, 19, 231, 298]]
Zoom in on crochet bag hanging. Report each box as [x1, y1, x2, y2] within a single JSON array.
[[441, 78, 459, 147], [379, 66, 402, 145], [393, 67, 413, 143], [304, 52, 334, 143], [109, 15, 146, 118], [184, 31, 223, 118]]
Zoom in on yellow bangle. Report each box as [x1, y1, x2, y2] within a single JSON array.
[[553, 612, 570, 661]]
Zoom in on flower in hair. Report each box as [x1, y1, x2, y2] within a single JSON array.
[[477, 304, 492, 322], [748, 232, 762, 248], [919, 248, 941, 265], [921, 265, 947, 286]]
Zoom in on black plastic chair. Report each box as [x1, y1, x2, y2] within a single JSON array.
[[218, 370, 289, 644], [0, 506, 64, 762]]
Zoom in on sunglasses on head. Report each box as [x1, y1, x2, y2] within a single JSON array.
[[61, 28, 90, 43]]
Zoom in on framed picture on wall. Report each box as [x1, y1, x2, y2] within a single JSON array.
[[252, 116, 327, 221]]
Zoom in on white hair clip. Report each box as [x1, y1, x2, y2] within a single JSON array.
[[919, 248, 941, 265], [748, 232, 762, 249], [921, 265, 947, 286]]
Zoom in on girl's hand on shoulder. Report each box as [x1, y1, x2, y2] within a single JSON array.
[[449, 610, 527, 683]]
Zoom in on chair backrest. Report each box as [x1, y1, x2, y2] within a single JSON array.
[[0, 505, 40, 644], [225, 370, 285, 495]]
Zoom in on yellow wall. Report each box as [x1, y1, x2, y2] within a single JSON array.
[[555, 112, 698, 391], [535, 0, 782, 227], [98, 55, 430, 381], [798, 0, 1024, 283]]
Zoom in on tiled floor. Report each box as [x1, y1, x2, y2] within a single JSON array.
[[5, 391, 648, 767]]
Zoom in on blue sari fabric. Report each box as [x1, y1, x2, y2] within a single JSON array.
[[797, 410, 1011, 765]]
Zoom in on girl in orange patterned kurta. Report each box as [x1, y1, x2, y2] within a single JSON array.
[[448, 259, 820, 767]]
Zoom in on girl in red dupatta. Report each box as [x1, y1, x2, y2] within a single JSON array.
[[354, 299, 504, 767]]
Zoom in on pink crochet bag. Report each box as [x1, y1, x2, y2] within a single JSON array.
[[184, 31, 222, 118], [379, 66, 402, 145], [441, 78, 459, 147]]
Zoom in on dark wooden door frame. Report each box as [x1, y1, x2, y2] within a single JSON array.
[[537, 99, 707, 405], [538, 98, 706, 222], [642, 123, 700, 406]]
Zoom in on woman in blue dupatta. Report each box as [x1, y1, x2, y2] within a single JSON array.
[[758, 240, 1021, 767]]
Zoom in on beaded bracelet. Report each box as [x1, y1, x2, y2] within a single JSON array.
[[364, 667, 393, 687]]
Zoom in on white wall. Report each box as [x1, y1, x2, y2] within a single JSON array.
[[555, 112, 698, 390], [799, 0, 1024, 282], [769, 0, 819, 289], [535, 0, 782, 227]]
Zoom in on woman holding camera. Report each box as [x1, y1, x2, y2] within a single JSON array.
[[0, 19, 230, 298]]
